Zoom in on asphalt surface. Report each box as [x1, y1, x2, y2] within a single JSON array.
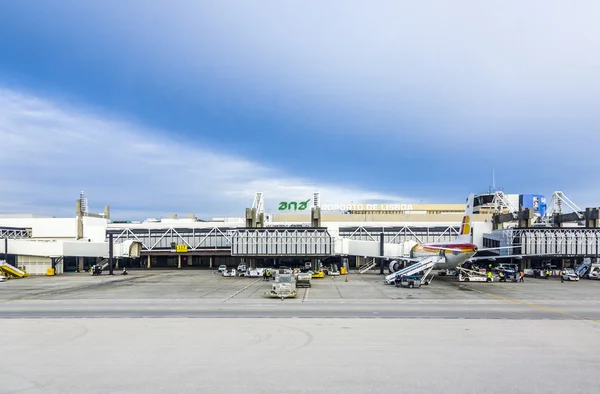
[[2, 270, 600, 321], [1, 318, 599, 394], [2, 270, 600, 393]]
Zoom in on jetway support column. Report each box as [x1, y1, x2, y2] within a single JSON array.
[[379, 232, 385, 274], [77, 257, 84, 272], [518, 209, 534, 228], [585, 208, 600, 228], [311, 207, 321, 227], [178, 255, 181, 269], [209, 256, 213, 268], [108, 233, 114, 275], [147, 255, 151, 269]]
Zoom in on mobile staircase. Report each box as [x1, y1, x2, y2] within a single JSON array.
[[0, 260, 29, 279], [384, 256, 441, 285], [358, 258, 378, 274]]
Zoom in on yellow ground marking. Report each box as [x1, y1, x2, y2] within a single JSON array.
[[460, 283, 600, 323]]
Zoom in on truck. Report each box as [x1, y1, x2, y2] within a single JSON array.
[[264, 267, 297, 299]]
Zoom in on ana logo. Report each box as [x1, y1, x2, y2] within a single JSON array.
[[278, 199, 311, 211]]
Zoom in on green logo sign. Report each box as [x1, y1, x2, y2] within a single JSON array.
[[278, 199, 311, 211]]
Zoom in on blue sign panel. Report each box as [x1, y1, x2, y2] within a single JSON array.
[[520, 194, 546, 217]]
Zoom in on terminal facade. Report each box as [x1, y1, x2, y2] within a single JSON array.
[[2, 190, 600, 275]]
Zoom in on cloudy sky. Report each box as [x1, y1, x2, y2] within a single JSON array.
[[1, 1, 598, 219]]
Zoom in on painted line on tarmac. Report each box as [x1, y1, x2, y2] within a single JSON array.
[[0, 273, 158, 304], [222, 279, 261, 303], [354, 273, 392, 299], [331, 276, 343, 299], [458, 284, 600, 323], [302, 287, 310, 302]]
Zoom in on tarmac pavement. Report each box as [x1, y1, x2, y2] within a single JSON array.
[[2, 270, 600, 393]]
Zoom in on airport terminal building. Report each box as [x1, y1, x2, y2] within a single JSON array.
[[2, 190, 599, 275]]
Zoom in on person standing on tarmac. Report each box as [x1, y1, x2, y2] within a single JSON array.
[[487, 270, 493, 282]]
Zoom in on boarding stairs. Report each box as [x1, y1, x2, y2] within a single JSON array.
[[0, 260, 29, 278], [384, 256, 441, 285], [99, 259, 110, 270], [575, 259, 592, 277], [358, 258, 378, 274]]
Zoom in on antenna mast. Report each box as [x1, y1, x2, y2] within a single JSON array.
[[79, 190, 89, 215]]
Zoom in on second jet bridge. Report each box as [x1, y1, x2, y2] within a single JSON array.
[[230, 227, 417, 259]]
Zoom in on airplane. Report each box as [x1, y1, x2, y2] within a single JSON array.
[[386, 193, 520, 275]]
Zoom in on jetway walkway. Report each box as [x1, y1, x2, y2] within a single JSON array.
[[384, 256, 441, 285], [0, 260, 29, 278], [335, 238, 416, 260], [0, 226, 30, 239]]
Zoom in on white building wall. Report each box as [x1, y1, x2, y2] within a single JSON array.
[[83, 217, 108, 242], [32, 218, 77, 238], [16, 255, 58, 275], [472, 221, 494, 246], [0, 217, 77, 238]]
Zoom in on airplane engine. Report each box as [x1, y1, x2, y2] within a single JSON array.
[[389, 260, 402, 273]]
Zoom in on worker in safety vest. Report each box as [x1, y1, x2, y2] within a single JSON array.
[[487, 271, 492, 282]]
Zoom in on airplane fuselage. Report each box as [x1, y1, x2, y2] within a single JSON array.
[[410, 243, 478, 270]]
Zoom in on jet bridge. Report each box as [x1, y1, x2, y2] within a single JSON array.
[[230, 227, 416, 260]]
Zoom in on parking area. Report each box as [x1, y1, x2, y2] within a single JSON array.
[[3, 269, 600, 304]]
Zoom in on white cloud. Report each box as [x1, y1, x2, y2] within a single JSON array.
[[0, 87, 413, 219], [35, 0, 600, 138]]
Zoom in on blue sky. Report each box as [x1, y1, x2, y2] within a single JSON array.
[[1, 1, 599, 219]]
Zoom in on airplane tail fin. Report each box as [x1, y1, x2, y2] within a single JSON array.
[[456, 194, 474, 243]]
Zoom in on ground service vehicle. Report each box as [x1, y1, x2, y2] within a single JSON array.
[[561, 268, 579, 282]]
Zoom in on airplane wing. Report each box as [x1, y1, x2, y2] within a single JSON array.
[[477, 246, 520, 252], [421, 246, 518, 252], [468, 253, 549, 261], [384, 256, 423, 262]]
